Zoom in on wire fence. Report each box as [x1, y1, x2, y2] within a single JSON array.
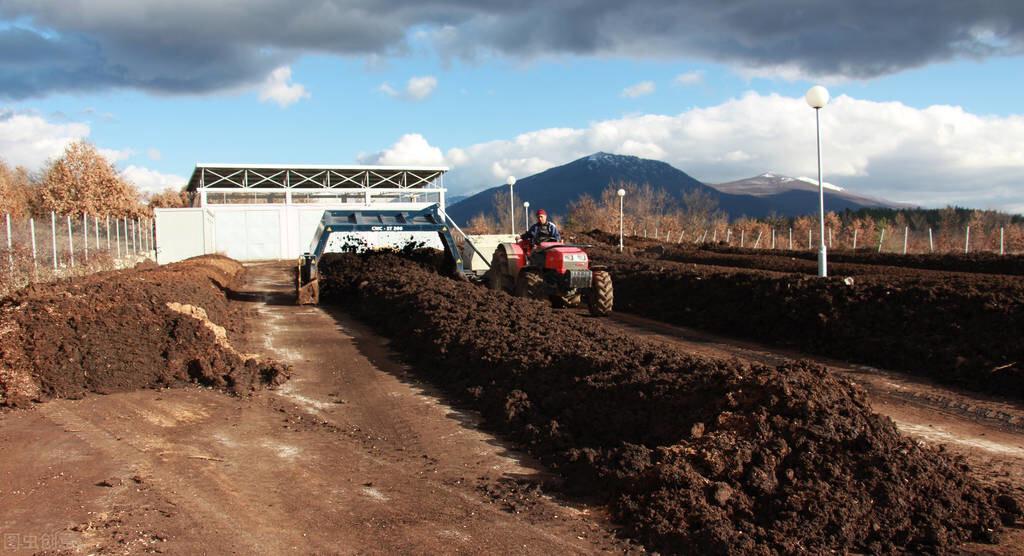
[[1, 212, 155, 296], [627, 224, 1022, 255]]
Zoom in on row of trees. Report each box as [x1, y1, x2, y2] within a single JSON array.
[[463, 181, 1024, 253], [0, 141, 189, 218]]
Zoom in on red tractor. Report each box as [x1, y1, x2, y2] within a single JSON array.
[[486, 238, 613, 316]]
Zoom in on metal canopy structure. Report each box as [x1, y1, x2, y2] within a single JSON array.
[[186, 163, 448, 192]]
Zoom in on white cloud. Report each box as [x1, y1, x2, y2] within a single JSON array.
[[379, 75, 438, 101], [121, 165, 188, 194], [674, 70, 704, 86], [147, 148, 162, 161], [406, 76, 438, 100], [258, 66, 310, 108], [621, 81, 655, 98], [0, 109, 91, 169], [98, 147, 134, 163], [418, 92, 1024, 212], [359, 133, 446, 166]]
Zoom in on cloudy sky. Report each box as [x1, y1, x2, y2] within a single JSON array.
[[1, 1, 1023, 212]]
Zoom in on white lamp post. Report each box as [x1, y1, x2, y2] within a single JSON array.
[[805, 85, 830, 277], [617, 188, 626, 252], [506, 175, 516, 236], [523, 201, 530, 230]]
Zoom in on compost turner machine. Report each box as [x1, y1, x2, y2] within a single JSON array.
[[296, 204, 467, 304]]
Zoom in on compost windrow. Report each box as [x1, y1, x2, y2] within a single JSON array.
[[578, 234, 1024, 400], [317, 251, 1020, 555], [584, 229, 1024, 276], [0, 255, 289, 407]]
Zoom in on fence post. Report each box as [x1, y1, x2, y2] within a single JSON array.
[[853, 228, 858, 250], [50, 211, 57, 271], [94, 215, 99, 251], [788, 228, 793, 250], [1000, 227, 1004, 255], [903, 226, 908, 255], [807, 228, 812, 250], [106, 216, 111, 251], [965, 225, 970, 254], [771, 228, 776, 249], [712, 229, 717, 242], [5, 213, 11, 272], [928, 228, 934, 253], [83, 213, 88, 263], [740, 229, 745, 248], [726, 228, 731, 244], [643, 229, 647, 238], [115, 218, 121, 259], [878, 228, 885, 253], [828, 227, 833, 249], [67, 215, 75, 267], [30, 217, 37, 272], [753, 230, 762, 248]]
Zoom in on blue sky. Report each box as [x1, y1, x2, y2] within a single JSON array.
[[1, 1, 1023, 211]]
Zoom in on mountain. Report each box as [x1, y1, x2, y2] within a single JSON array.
[[709, 172, 906, 213], [445, 152, 772, 224], [446, 154, 905, 225]]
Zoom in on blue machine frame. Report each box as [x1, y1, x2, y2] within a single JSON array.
[[303, 203, 463, 271], [296, 203, 467, 303]]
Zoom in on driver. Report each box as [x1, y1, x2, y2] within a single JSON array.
[[521, 209, 561, 246]]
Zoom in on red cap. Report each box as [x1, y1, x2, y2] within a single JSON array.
[[536, 209, 546, 217]]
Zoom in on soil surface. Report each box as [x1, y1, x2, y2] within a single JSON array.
[[317, 251, 1022, 554], [0, 261, 633, 555], [579, 234, 1024, 401], [0, 256, 287, 406]]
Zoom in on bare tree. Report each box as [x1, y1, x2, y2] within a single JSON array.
[[39, 140, 144, 217]]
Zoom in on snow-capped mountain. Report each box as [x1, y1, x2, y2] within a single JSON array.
[[710, 172, 902, 210]]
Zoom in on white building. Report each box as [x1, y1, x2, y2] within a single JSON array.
[[154, 163, 449, 263]]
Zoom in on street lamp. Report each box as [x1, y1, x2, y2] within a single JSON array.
[[506, 175, 516, 237], [523, 201, 530, 230], [617, 188, 626, 252], [805, 85, 830, 277]]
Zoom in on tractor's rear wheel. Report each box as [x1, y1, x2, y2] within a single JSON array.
[[587, 270, 613, 316], [514, 270, 546, 300]]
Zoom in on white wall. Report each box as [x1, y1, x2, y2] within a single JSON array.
[[154, 208, 212, 264]]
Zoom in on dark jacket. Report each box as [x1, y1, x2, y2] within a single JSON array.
[[523, 221, 561, 245]]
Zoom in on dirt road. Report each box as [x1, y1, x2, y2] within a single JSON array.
[[0, 263, 632, 555], [595, 311, 1024, 553]]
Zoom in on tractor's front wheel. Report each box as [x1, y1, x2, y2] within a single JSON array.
[[514, 270, 546, 301], [487, 251, 509, 291], [587, 270, 613, 316], [553, 291, 581, 308]]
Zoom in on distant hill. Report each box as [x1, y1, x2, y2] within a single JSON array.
[[446, 152, 770, 224], [446, 153, 904, 225]]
